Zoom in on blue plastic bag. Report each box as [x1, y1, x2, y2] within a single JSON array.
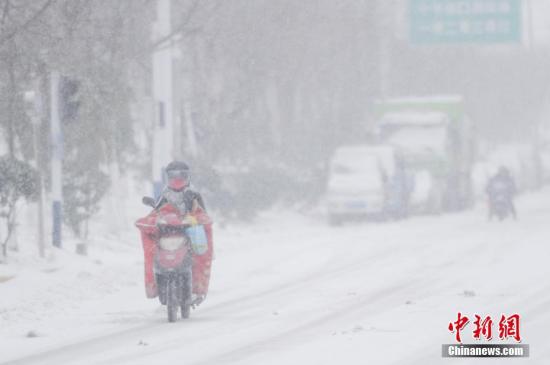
[[185, 225, 208, 255]]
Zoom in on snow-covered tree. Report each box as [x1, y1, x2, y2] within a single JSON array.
[[0, 156, 38, 260]]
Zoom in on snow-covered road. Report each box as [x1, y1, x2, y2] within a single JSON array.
[[2, 190, 550, 364]]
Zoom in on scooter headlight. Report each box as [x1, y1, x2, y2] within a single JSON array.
[[159, 236, 185, 251]]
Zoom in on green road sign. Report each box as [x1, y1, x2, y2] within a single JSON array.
[[409, 0, 521, 44]]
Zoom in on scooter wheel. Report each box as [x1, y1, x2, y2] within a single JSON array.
[[181, 304, 190, 319], [167, 304, 178, 322]]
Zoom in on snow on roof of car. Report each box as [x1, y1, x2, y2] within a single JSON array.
[[333, 144, 394, 159], [331, 144, 396, 175]]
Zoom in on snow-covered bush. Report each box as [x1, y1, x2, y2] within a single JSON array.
[[0, 157, 39, 260]]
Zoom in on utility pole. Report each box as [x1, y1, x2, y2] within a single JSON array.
[[152, 0, 174, 199], [24, 82, 46, 258], [50, 71, 63, 248]]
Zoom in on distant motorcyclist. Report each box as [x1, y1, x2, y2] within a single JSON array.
[[485, 166, 517, 220], [140, 160, 213, 304]]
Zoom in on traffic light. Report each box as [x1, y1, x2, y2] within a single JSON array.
[[59, 76, 80, 123]]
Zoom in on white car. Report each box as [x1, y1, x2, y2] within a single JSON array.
[[326, 145, 395, 224]]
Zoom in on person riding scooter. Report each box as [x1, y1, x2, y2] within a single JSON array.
[[485, 166, 517, 220], [157, 161, 207, 215], [138, 161, 213, 304]]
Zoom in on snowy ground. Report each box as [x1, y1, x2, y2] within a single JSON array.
[[1, 189, 550, 364]]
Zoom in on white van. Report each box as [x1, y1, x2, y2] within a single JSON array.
[[326, 145, 395, 224]]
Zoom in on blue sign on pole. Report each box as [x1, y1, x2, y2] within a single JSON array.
[[409, 0, 522, 44]]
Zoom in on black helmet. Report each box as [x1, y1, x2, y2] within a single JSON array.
[[165, 161, 190, 190]]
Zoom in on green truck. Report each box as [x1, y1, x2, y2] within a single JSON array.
[[373, 95, 475, 212]]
